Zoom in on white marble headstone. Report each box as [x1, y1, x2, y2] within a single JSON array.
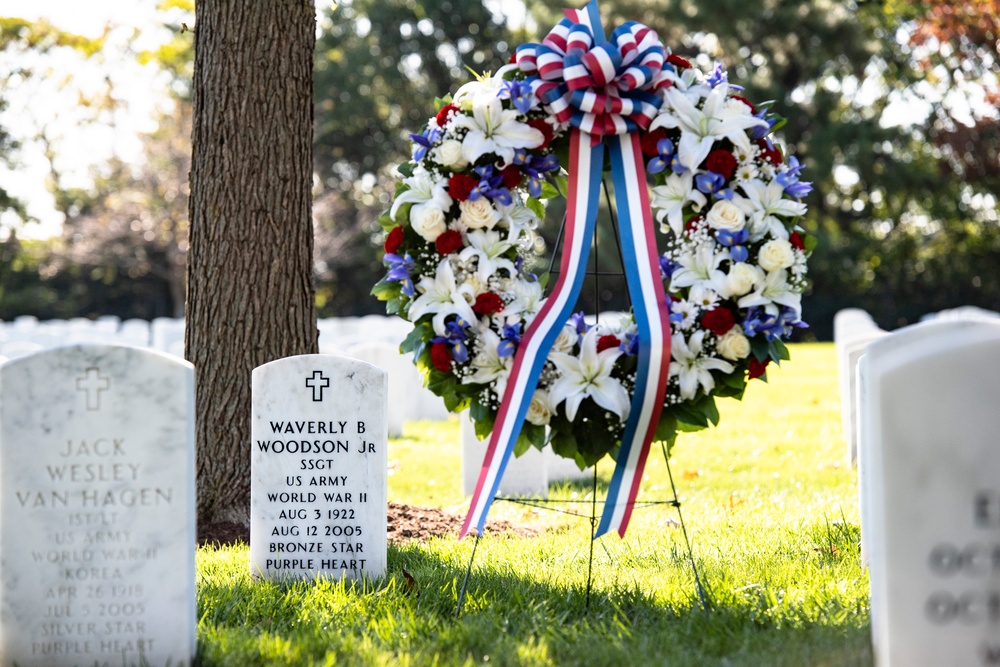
[[461, 414, 547, 498], [0, 344, 196, 667], [250, 355, 387, 581], [861, 319, 1000, 666]]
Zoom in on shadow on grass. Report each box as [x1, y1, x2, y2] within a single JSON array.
[[196, 528, 873, 667]]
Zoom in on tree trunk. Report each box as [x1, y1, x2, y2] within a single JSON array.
[[187, 0, 318, 528]]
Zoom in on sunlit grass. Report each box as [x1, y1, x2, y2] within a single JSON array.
[[197, 343, 872, 666]]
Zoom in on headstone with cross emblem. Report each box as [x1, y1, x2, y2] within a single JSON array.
[[0, 344, 196, 667], [249, 354, 387, 580]]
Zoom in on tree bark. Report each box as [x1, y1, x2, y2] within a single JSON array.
[[187, 0, 318, 527]]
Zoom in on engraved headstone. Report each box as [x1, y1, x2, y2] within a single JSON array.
[[0, 344, 196, 666], [250, 355, 387, 581], [860, 319, 1000, 666]]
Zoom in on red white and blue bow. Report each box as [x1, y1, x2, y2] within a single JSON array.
[[461, 1, 672, 540]]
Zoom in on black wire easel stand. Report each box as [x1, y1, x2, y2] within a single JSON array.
[[454, 177, 711, 620]]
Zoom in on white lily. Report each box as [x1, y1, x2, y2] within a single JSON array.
[[737, 269, 803, 317], [548, 328, 630, 422], [495, 200, 539, 241], [650, 172, 707, 235], [452, 91, 544, 166], [736, 179, 807, 242], [669, 330, 735, 400], [463, 327, 511, 388], [669, 240, 730, 291], [651, 83, 767, 171], [459, 229, 517, 285], [504, 279, 544, 318], [407, 260, 478, 336], [388, 168, 453, 223]]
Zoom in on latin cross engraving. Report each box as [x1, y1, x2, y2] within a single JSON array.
[[305, 371, 330, 402], [76, 367, 111, 411]]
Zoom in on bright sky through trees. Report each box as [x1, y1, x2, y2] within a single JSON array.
[[0, 0, 169, 238]]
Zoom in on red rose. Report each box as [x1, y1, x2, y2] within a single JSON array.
[[789, 231, 805, 250], [705, 149, 737, 179], [528, 118, 554, 149], [730, 95, 756, 114], [435, 229, 463, 255], [596, 335, 620, 353], [448, 173, 478, 201], [472, 292, 505, 316], [666, 53, 692, 70], [756, 138, 783, 166], [640, 128, 667, 157], [435, 103, 459, 127], [384, 225, 403, 255], [430, 343, 452, 372], [748, 357, 770, 380], [500, 164, 522, 189], [701, 308, 735, 336]]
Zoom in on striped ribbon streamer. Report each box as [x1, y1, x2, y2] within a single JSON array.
[[460, 0, 672, 539]]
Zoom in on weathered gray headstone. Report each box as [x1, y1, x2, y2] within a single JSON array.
[[860, 319, 1000, 666], [250, 355, 387, 581], [0, 344, 195, 667]]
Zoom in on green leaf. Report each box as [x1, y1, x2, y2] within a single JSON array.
[[803, 233, 819, 254], [377, 209, 397, 232], [770, 337, 791, 363], [538, 179, 560, 199], [750, 335, 771, 361], [370, 276, 397, 301], [526, 196, 546, 220], [397, 162, 415, 178]]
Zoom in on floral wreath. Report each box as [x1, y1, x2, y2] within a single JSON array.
[[372, 18, 813, 471]]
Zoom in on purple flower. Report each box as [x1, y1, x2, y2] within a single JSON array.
[[431, 317, 471, 363], [469, 164, 513, 205], [570, 311, 589, 334], [500, 79, 534, 114], [514, 152, 560, 198], [647, 138, 676, 175], [497, 322, 522, 357], [383, 252, 416, 297], [775, 156, 813, 197], [716, 228, 750, 263], [696, 171, 726, 196], [408, 126, 442, 162]]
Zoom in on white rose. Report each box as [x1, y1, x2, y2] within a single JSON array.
[[434, 139, 468, 169], [410, 204, 448, 242], [460, 199, 501, 230], [757, 239, 795, 272], [705, 199, 746, 232], [721, 262, 763, 298], [716, 326, 751, 361], [551, 324, 579, 353], [525, 389, 554, 426]]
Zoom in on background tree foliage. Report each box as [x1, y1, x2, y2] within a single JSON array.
[[0, 0, 996, 338]]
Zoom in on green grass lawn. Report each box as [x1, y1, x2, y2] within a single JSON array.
[[196, 343, 872, 666]]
